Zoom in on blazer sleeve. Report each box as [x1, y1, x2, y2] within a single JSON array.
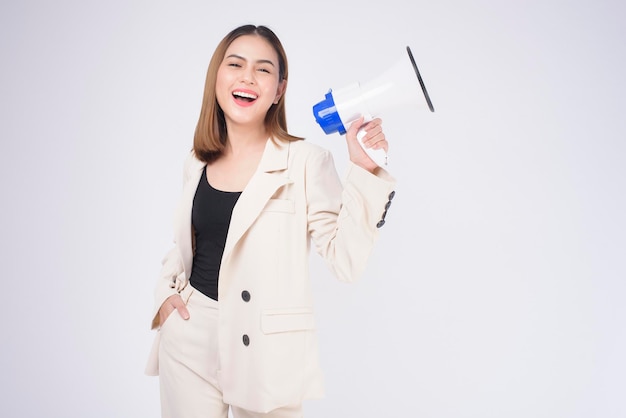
[[307, 150, 397, 282], [149, 152, 195, 329]]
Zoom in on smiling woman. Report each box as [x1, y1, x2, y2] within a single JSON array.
[[191, 25, 298, 167], [145, 24, 397, 418], [214, 35, 286, 141]]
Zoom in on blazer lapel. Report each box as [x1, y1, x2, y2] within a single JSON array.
[[222, 139, 293, 261]]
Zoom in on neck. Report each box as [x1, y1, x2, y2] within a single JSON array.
[[224, 123, 268, 157]]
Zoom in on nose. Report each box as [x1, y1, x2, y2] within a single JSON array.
[[241, 67, 255, 85]]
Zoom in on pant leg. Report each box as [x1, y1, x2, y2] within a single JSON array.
[[159, 287, 228, 418], [231, 404, 303, 418]]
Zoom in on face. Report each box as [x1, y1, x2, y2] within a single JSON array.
[[215, 35, 285, 130]]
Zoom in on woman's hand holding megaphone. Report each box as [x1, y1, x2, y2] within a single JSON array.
[[346, 116, 389, 172]]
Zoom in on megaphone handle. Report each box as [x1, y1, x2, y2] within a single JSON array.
[[356, 129, 388, 167]]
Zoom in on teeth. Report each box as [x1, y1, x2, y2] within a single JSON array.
[[233, 91, 257, 99]]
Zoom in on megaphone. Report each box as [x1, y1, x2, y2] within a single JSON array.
[[312, 46, 434, 166]]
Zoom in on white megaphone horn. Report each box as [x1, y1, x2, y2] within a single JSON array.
[[312, 46, 434, 166]]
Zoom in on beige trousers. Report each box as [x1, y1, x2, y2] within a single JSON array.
[[158, 286, 303, 418]]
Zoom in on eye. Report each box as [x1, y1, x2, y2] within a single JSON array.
[[228, 62, 242, 68], [257, 67, 271, 74]]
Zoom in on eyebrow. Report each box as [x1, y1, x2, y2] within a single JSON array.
[[226, 54, 276, 67]]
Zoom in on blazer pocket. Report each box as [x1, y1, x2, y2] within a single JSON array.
[[261, 307, 315, 334], [262, 199, 295, 213]]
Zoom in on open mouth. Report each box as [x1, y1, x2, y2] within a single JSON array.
[[233, 90, 258, 102]]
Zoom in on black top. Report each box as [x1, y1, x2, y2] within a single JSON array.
[[189, 166, 242, 300]]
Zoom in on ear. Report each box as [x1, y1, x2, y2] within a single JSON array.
[[274, 78, 287, 104]]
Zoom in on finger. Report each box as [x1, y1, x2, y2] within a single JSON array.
[[159, 303, 174, 325], [177, 304, 190, 320], [362, 117, 382, 131], [360, 118, 382, 136], [361, 128, 384, 149], [171, 297, 190, 320], [373, 138, 389, 152], [347, 116, 365, 137]]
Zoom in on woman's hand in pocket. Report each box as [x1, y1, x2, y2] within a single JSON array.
[[158, 294, 190, 327]]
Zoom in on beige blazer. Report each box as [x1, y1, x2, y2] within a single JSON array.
[[146, 138, 396, 413]]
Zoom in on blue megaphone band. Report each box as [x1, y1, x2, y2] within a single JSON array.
[[312, 90, 347, 135]]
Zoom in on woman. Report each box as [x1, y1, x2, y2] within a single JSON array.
[[146, 24, 397, 418]]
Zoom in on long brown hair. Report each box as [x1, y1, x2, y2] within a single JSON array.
[[193, 25, 302, 163]]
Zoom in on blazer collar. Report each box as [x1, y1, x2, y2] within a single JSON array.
[[189, 137, 289, 173], [258, 137, 289, 173], [184, 136, 288, 179], [221, 138, 293, 273]]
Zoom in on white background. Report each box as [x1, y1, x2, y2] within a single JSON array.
[[1, 1, 625, 417]]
